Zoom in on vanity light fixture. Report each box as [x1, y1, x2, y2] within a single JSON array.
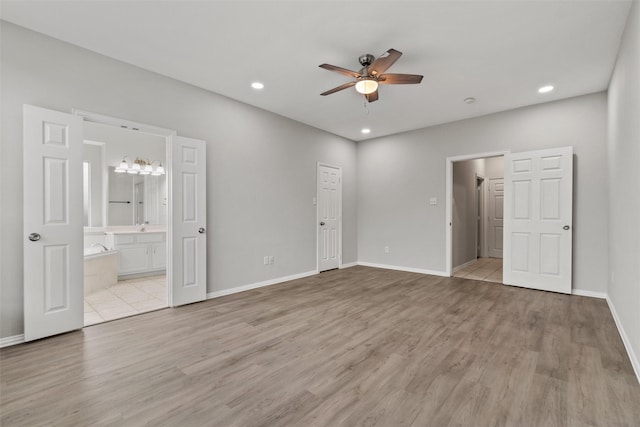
[[114, 157, 165, 175], [115, 157, 129, 173], [151, 162, 165, 176]]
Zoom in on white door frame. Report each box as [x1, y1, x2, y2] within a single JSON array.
[[73, 110, 177, 305], [316, 162, 342, 272], [445, 151, 508, 276], [475, 174, 486, 259]]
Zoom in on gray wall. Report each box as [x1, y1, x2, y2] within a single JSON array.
[[452, 159, 481, 268], [607, 1, 640, 375], [0, 22, 357, 338], [357, 92, 609, 294]]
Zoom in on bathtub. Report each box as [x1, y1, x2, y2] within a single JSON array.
[[84, 247, 119, 295]]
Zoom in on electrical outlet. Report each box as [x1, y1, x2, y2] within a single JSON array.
[[269, 256, 275, 264], [263, 256, 269, 265], [384, 246, 390, 253]]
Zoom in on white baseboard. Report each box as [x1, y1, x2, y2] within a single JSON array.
[[572, 289, 607, 299], [453, 258, 477, 273], [606, 296, 640, 384], [207, 270, 318, 299], [0, 334, 25, 348], [357, 261, 449, 277], [340, 262, 358, 269]]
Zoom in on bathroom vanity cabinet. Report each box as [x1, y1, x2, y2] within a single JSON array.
[[105, 231, 166, 277]]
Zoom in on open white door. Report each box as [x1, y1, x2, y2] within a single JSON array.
[[169, 136, 207, 306], [23, 105, 84, 341], [503, 147, 573, 294], [317, 163, 341, 272]]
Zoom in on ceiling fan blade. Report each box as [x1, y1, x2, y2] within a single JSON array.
[[320, 81, 356, 96], [378, 73, 424, 84], [319, 63, 361, 78], [368, 49, 403, 76], [365, 90, 379, 103]]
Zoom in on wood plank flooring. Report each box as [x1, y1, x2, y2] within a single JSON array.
[[1, 266, 638, 426]]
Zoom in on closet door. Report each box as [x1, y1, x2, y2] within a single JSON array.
[[169, 135, 207, 306], [23, 105, 84, 341]]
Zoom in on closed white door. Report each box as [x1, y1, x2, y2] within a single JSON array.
[[23, 105, 84, 341], [317, 164, 341, 272], [487, 178, 504, 258], [169, 136, 207, 306], [503, 147, 573, 294]]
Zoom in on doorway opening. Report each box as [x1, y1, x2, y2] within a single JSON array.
[[446, 152, 506, 282], [79, 114, 173, 326]]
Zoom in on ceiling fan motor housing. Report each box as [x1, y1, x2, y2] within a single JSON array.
[[358, 54, 375, 67]]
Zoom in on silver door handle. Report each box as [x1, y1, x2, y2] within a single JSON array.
[[198, 227, 206, 234], [28, 233, 41, 242], [563, 225, 570, 230], [320, 222, 325, 226]]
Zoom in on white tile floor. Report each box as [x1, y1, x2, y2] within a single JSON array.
[[84, 275, 167, 326], [453, 257, 503, 283]]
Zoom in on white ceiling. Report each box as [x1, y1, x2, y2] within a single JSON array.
[[1, 1, 631, 141]]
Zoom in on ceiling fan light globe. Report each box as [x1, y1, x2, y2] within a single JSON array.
[[355, 79, 378, 95]]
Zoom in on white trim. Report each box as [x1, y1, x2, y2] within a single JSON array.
[[445, 151, 508, 276], [357, 261, 448, 277], [73, 110, 177, 137], [206, 270, 318, 299], [453, 258, 477, 274], [571, 289, 607, 299], [340, 262, 358, 269], [606, 296, 640, 384], [316, 162, 343, 272], [0, 334, 25, 348]]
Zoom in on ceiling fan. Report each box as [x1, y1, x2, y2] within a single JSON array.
[[319, 48, 423, 102]]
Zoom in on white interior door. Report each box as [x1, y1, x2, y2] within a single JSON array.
[[317, 164, 341, 272], [487, 178, 504, 258], [23, 105, 84, 341], [503, 147, 573, 294], [169, 136, 207, 306]]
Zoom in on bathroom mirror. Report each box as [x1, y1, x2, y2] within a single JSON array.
[[108, 167, 167, 225], [83, 121, 167, 227], [83, 141, 106, 227]]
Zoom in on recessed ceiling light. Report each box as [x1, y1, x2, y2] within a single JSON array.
[[361, 128, 371, 134], [251, 82, 264, 90], [538, 85, 554, 94], [464, 97, 476, 104]]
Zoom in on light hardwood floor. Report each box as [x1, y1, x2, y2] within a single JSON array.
[[2, 266, 639, 426]]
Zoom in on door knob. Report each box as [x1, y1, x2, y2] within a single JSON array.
[[198, 227, 206, 234], [28, 233, 41, 242], [563, 225, 570, 230], [320, 222, 326, 226]]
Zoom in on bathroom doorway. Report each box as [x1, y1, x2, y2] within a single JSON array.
[[23, 105, 207, 341], [82, 120, 169, 326]]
